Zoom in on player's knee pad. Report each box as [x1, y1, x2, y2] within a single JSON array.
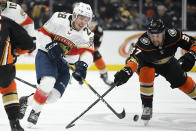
[[0, 80, 17, 95], [139, 66, 155, 84], [46, 88, 61, 104], [38, 76, 56, 94], [178, 76, 196, 99], [93, 50, 102, 61], [94, 58, 106, 70]]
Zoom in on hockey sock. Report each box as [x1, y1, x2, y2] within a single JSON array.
[[1, 81, 20, 120], [140, 85, 154, 107], [139, 67, 155, 108], [179, 76, 196, 100], [34, 89, 48, 105]]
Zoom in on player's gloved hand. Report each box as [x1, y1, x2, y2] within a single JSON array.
[[12, 49, 19, 64], [178, 50, 196, 72], [28, 37, 36, 53], [72, 61, 88, 82], [114, 67, 133, 86], [45, 41, 64, 62]]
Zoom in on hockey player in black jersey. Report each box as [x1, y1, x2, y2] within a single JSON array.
[[0, 16, 34, 131], [88, 20, 114, 86], [114, 18, 196, 126]]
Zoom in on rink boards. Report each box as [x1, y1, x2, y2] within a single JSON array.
[[16, 31, 196, 72]]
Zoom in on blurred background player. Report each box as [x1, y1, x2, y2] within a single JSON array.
[[0, 0, 36, 49], [18, 2, 94, 127], [114, 18, 196, 126], [87, 19, 114, 86], [0, 15, 34, 131]]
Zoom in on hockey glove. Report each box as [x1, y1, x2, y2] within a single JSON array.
[[178, 50, 196, 72], [114, 67, 133, 86], [72, 61, 88, 82], [45, 41, 64, 62]]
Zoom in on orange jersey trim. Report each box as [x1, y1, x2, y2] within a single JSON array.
[[0, 37, 14, 65], [15, 48, 30, 55], [126, 61, 138, 73], [190, 45, 196, 53], [7, 42, 14, 64]]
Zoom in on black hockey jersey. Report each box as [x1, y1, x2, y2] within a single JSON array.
[[92, 25, 103, 48], [0, 16, 34, 65], [126, 28, 196, 71]]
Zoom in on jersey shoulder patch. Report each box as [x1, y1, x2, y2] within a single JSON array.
[[139, 36, 150, 45], [167, 29, 177, 37], [137, 33, 155, 50]]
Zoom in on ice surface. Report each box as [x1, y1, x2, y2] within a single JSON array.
[[0, 71, 196, 131]]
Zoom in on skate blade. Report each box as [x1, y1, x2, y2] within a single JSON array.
[[143, 120, 149, 126], [27, 122, 36, 128]]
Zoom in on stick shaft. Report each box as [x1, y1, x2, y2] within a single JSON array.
[[15, 77, 37, 88]]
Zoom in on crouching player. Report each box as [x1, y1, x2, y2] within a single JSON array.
[[114, 18, 196, 126]]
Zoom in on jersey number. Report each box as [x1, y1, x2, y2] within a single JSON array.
[[182, 34, 190, 42], [83, 27, 91, 36], [9, 3, 17, 9], [57, 13, 67, 19]]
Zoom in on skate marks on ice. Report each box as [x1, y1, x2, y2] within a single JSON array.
[[83, 112, 196, 131]]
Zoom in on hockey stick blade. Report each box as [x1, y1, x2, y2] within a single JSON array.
[[118, 108, 126, 119], [66, 123, 75, 129]]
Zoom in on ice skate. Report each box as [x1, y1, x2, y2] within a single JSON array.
[[100, 72, 114, 86], [27, 109, 41, 128], [141, 107, 152, 126], [19, 93, 34, 119], [10, 119, 24, 131]]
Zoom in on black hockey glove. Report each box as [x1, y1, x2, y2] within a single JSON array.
[[114, 67, 133, 86], [178, 50, 196, 72], [72, 61, 88, 82], [45, 41, 64, 62]]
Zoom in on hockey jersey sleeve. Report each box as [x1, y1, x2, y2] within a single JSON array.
[[3, 2, 35, 37], [177, 31, 196, 53], [9, 18, 34, 54], [125, 44, 141, 73]]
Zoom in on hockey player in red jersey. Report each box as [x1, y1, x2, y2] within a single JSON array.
[[0, 15, 34, 131], [87, 20, 114, 86], [114, 18, 196, 126]]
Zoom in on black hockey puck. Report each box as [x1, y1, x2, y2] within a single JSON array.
[[133, 114, 139, 122]]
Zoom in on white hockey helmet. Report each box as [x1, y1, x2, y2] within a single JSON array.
[[73, 2, 93, 24]]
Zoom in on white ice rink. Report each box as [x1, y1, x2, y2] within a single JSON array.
[[0, 70, 196, 131]]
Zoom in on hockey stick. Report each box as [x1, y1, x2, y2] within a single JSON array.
[[63, 59, 125, 119], [61, 59, 125, 128], [15, 77, 37, 89], [66, 82, 117, 129]]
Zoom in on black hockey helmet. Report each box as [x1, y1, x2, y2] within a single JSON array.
[[147, 18, 165, 34]]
